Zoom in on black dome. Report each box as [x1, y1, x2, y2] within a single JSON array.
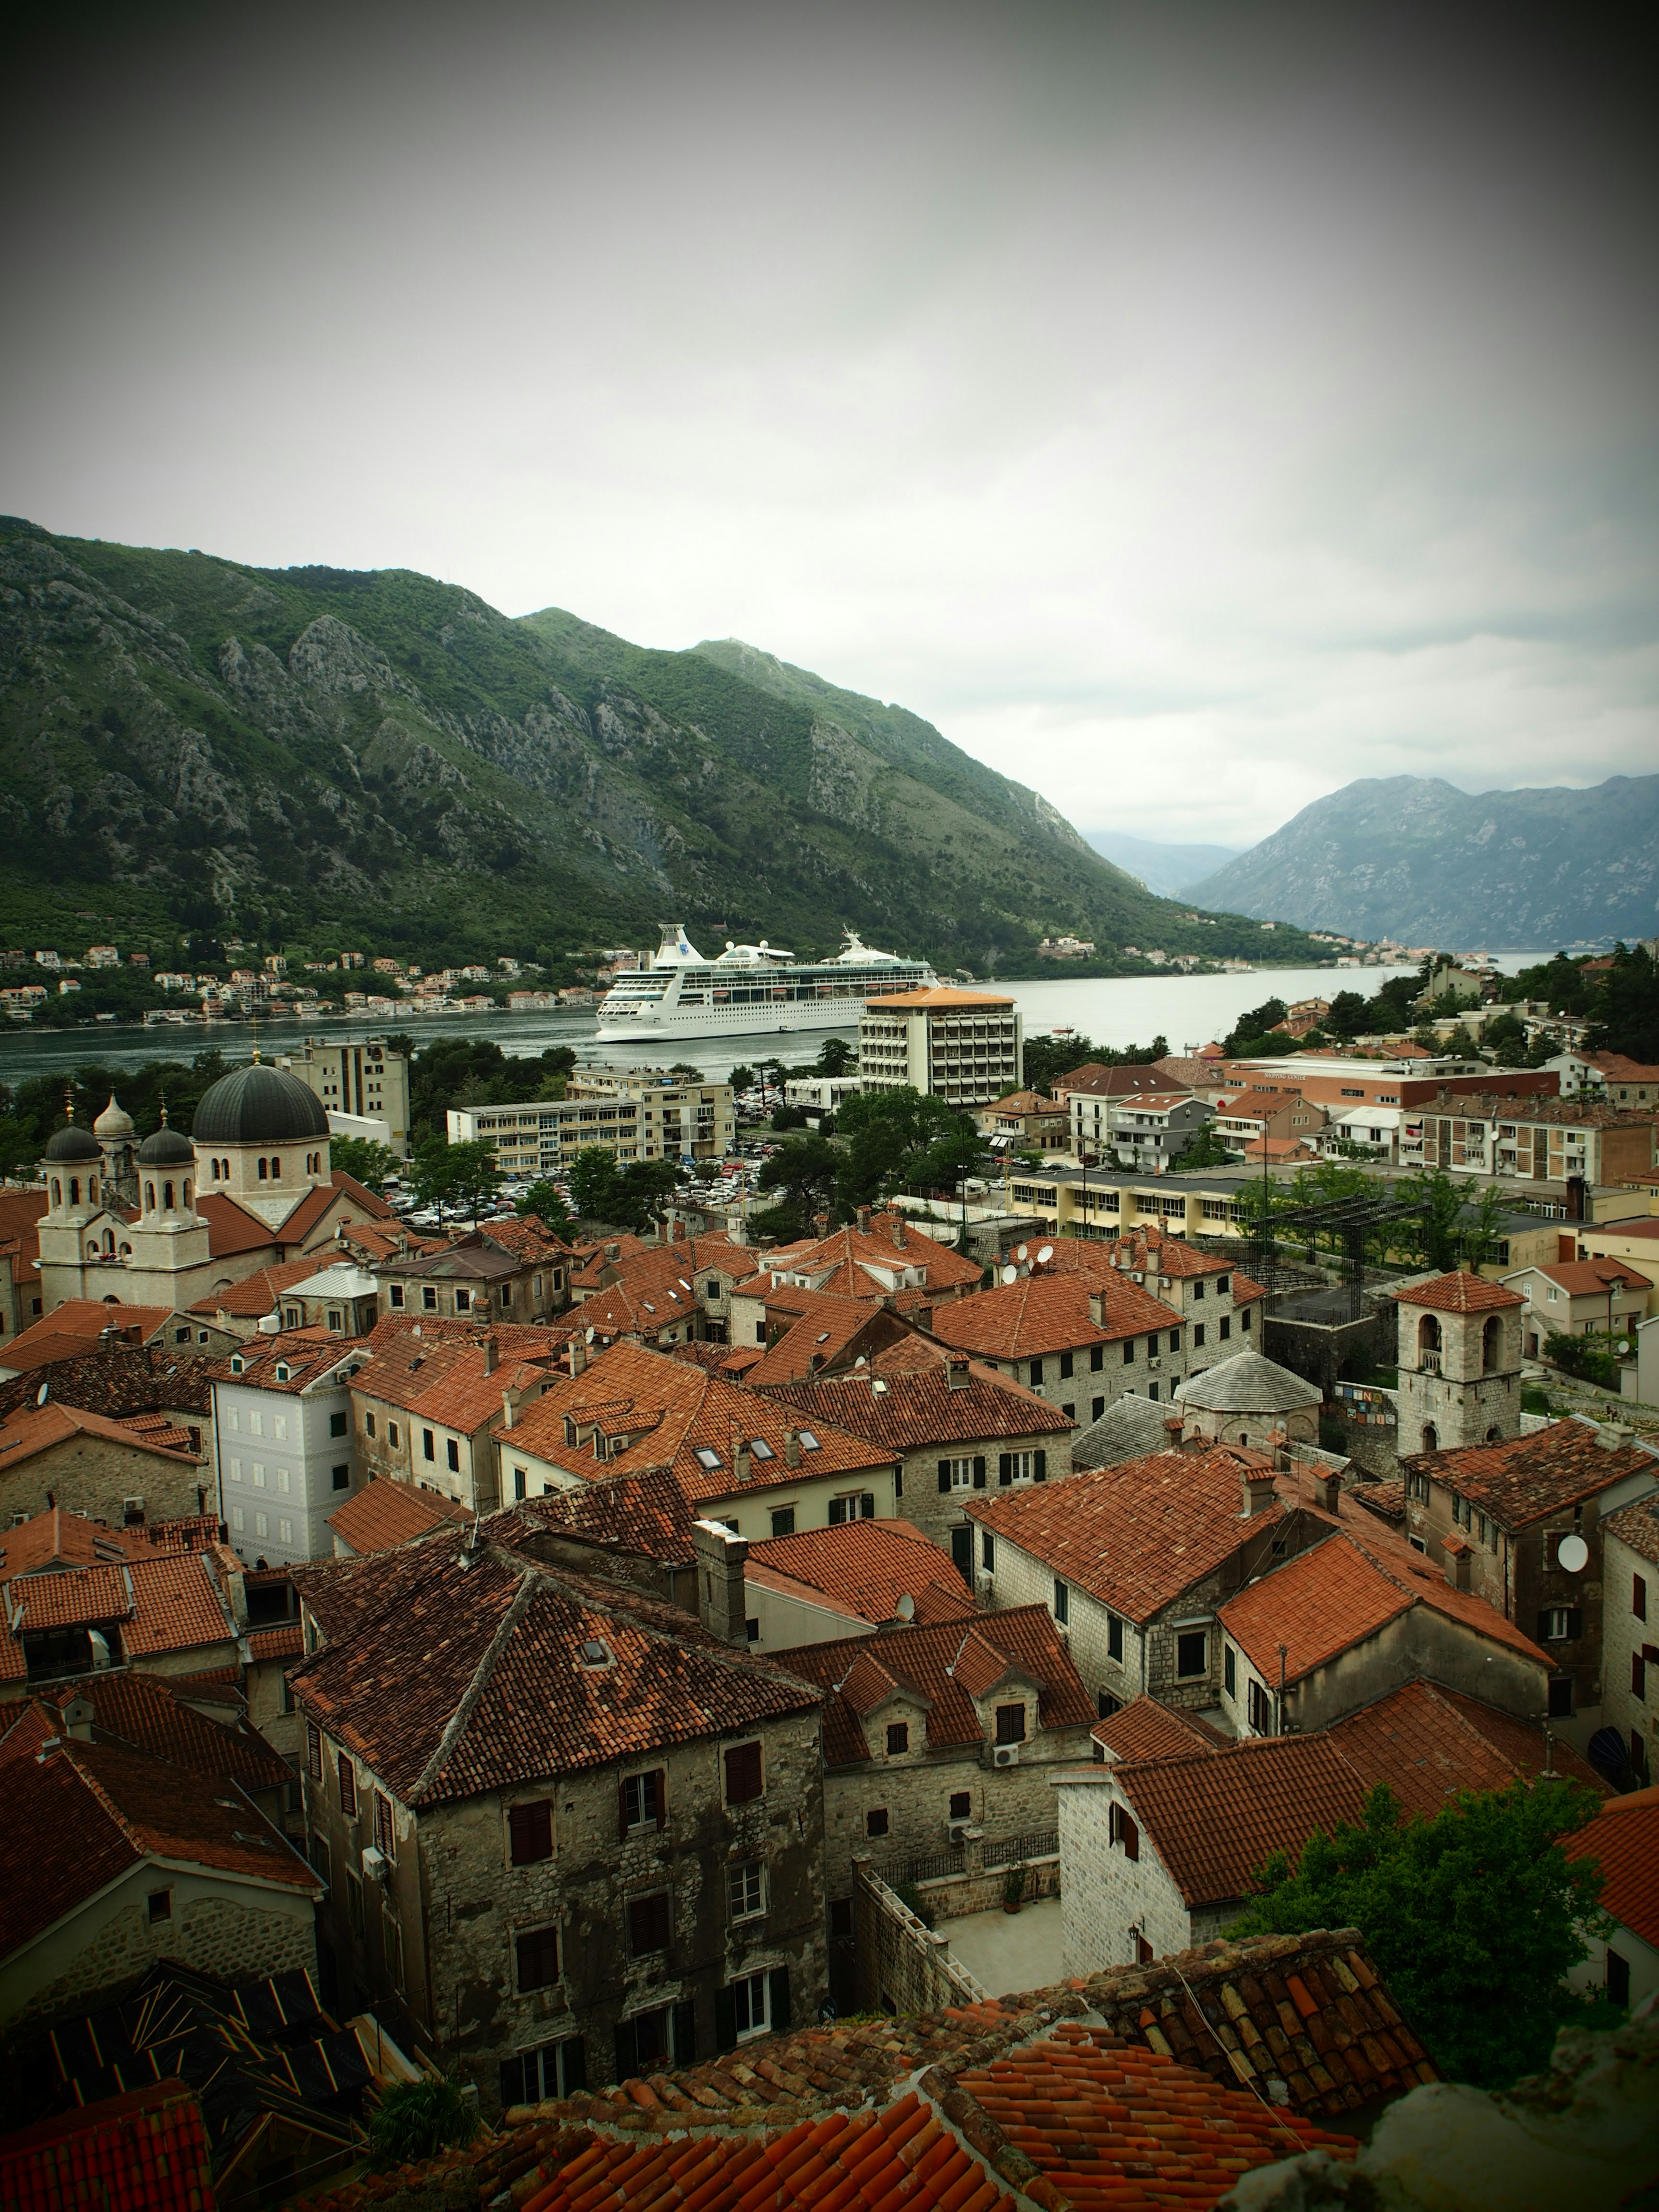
[[44, 1125, 101, 1164], [137, 1124, 195, 1166], [193, 1063, 329, 1144]]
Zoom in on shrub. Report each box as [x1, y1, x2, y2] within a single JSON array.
[[367, 2073, 483, 2169]]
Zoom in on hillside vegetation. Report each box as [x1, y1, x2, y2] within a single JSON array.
[[0, 519, 1318, 973]]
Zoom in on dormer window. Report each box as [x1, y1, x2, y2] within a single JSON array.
[[748, 1438, 775, 1461], [798, 1430, 820, 1452], [275, 1363, 290, 1382], [230, 1356, 245, 1375], [577, 1637, 613, 1668], [694, 1446, 723, 1471]]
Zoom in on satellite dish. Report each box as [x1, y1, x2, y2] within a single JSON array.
[[895, 1592, 915, 1621], [1557, 1532, 1589, 1573], [1001, 1264, 1018, 1284], [1036, 1245, 1054, 1265], [36, 1382, 49, 1407], [1016, 1244, 1029, 1262]]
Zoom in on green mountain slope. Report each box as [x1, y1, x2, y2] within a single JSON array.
[[0, 518, 1318, 972]]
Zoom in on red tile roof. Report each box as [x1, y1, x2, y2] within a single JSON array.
[[325, 1477, 473, 1554], [6, 1562, 133, 1630], [0, 2079, 216, 2212], [1218, 1524, 1550, 1682], [0, 1344, 212, 1428], [121, 1550, 243, 1658], [272, 1169, 396, 1249], [352, 1333, 561, 1434], [770, 1361, 1069, 1449], [741, 1290, 900, 1386], [0, 1399, 202, 1472], [966, 1450, 1285, 1624], [0, 1505, 142, 1576], [503, 1467, 700, 1565], [187, 1257, 320, 1318], [1565, 1784, 1659, 1950], [1328, 1679, 1606, 1815], [931, 1270, 1180, 1361], [500, 1343, 893, 1506], [747, 1518, 974, 1627], [289, 1527, 822, 1806], [1603, 1493, 1659, 1567], [1390, 1268, 1524, 1313], [1091, 1694, 1231, 1763], [24, 1673, 292, 1794], [0, 1301, 180, 1373], [1530, 1258, 1650, 1296], [775, 1604, 1091, 1765], [196, 1191, 280, 1259], [1403, 1417, 1659, 1529], [1110, 1735, 1373, 1907]]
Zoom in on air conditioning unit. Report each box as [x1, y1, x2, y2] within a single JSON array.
[[360, 1845, 390, 1883], [992, 1743, 1020, 1769], [947, 1819, 972, 1846]]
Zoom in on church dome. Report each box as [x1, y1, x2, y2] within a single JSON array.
[[137, 1122, 196, 1166], [94, 1094, 135, 1140], [192, 1063, 329, 1145], [44, 1124, 101, 1164]]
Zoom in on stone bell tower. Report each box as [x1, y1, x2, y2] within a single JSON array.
[[1395, 1269, 1524, 1457]]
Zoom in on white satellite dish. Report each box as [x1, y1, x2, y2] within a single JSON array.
[[1557, 1532, 1589, 1573], [1016, 1244, 1029, 1262], [36, 1382, 49, 1407], [1001, 1264, 1018, 1284], [895, 1592, 915, 1620], [1036, 1245, 1054, 1265]]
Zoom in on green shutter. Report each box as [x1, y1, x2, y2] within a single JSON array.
[[938, 1459, 952, 1493], [768, 1965, 792, 2033], [714, 1986, 737, 2051], [973, 1456, 986, 1487], [998, 1453, 1013, 1485], [1034, 1449, 1047, 1481]]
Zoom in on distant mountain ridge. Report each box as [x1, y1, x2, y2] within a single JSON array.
[[1083, 830, 1242, 899], [0, 520, 1319, 973], [1185, 775, 1659, 948]]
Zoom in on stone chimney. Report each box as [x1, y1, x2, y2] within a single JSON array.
[[891, 1216, 907, 1248], [856, 1206, 871, 1234], [1088, 1291, 1105, 1328], [62, 1692, 95, 1742], [568, 1337, 587, 1377], [501, 1387, 519, 1431], [672, 1218, 686, 1243], [483, 1335, 498, 1376], [814, 1213, 831, 1240], [1242, 1468, 1277, 1517], [604, 1240, 621, 1261], [1163, 1414, 1185, 1446], [1597, 1421, 1632, 1453], [947, 1357, 972, 1392], [693, 1518, 750, 1645], [1443, 1537, 1472, 1591], [783, 1427, 801, 1467], [734, 1441, 752, 1483], [1316, 1470, 1342, 1515]]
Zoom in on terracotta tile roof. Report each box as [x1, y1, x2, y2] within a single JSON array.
[[957, 2024, 1352, 2198], [0, 1343, 212, 1427], [0, 1505, 142, 1576], [1055, 1225, 1236, 1283], [966, 1451, 1285, 1624], [1402, 1417, 1659, 1529], [360, 1312, 574, 1362], [1076, 1930, 1437, 2119], [771, 1361, 1070, 1449], [28, 1673, 293, 1794], [499, 1343, 893, 1505], [245, 1621, 304, 1661], [197, 1190, 280, 1259], [205, 1336, 367, 1397], [0, 2079, 217, 2212], [352, 1334, 561, 1434], [747, 1518, 974, 1627], [980, 1089, 1061, 1115], [273, 1170, 395, 1249], [289, 1527, 822, 1806], [503, 1466, 700, 1566], [120, 1550, 242, 1657], [931, 1271, 1179, 1361], [775, 1603, 1091, 1766], [1218, 1523, 1550, 1682], [1565, 1784, 1659, 1950], [1530, 1258, 1650, 1296], [1420, 1087, 1657, 1131], [0, 1398, 202, 1475], [1603, 1493, 1659, 1567], [867, 985, 1015, 1008], [1110, 1735, 1373, 1907], [187, 1257, 320, 1318], [1389, 1267, 1524, 1313], [1348, 1478, 1406, 1526], [756, 1213, 984, 1301], [326, 1477, 474, 1554], [568, 1231, 657, 1293], [1058, 1062, 1175, 1096], [477, 1213, 575, 1264], [0, 1736, 318, 1958], [0, 1301, 179, 1373], [1327, 1679, 1606, 1815], [741, 1290, 896, 1386], [1091, 1694, 1232, 1763], [6, 1562, 133, 1630], [575, 1247, 728, 1342]]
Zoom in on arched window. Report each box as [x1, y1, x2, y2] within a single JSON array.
[[211, 1158, 220, 1181], [102, 1229, 114, 1254], [88, 1175, 98, 1202], [257, 1157, 268, 1181], [270, 1155, 281, 1179], [1482, 1316, 1503, 1373], [1486, 1425, 1502, 1442], [51, 1179, 61, 1206], [1422, 1421, 1439, 1452], [68, 1178, 79, 1205], [120, 1242, 132, 1257], [163, 1181, 175, 1211], [86, 1240, 99, 1259], [1418, 1315, 1442, 1358], [145, 1182, 156, 1211]]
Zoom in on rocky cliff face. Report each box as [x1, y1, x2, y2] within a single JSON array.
[[1185, 775, 1659, 947]]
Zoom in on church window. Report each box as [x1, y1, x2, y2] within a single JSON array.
[[68, 1178, 79, 1204], [211, 1160, 220, 1180], [163, 1182, 175, 1210], [145, 1184, 155, 1210], [88, 1176, 98, 1201], [51, 1180, 61, 1205], [257, 1158, 268, 1181], [270, 1156, 282, 1179], [182, 1181, 191, 1205]]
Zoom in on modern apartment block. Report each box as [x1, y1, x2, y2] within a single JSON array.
[[276, 1038, 410, 1157], [449, 1071, 735, 1173], [858, 988, 1022, 1111]]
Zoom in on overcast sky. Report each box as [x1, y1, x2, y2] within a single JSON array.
[[4, 1, 1654, 848]]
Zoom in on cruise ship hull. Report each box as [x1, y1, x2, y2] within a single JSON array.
[[595, 995, 875, 1042], [594, 926, 937, 1042]]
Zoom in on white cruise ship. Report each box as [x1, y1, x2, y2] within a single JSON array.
[[593, 925, 937, 1041]]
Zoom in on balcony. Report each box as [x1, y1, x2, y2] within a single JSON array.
[[1417, 1352, 1442, 1376]]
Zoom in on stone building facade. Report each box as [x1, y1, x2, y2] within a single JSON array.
[[0, 1404, 209, 1529], [1392, 1270, 1524, 1458]]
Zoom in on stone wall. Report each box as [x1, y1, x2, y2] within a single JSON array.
[[1055, 1772, 1195, 1979], [0, 1433, 207, 1530], [851, 1862, 988, 2016]]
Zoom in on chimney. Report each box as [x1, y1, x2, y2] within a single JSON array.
[[1088, 1291, 1105, 1328], [1597, 1421, 1632, 1452], [1444, 1540, 1472, 1592], [483, 1335, 498, 1375], [568, 1337, 587, 1377], [734, 1441, 752, 1483], [1163, 1414, 1185, 1446], [891, 1216, 907, 1249], [501, 1387, 518, 1430], [783, 1427, 801, 1466], [605, 1241, 621, 1261], [673, 1218, 686, 1243], [947, 1357, 972, 1392], [856, 1206, 871, 1234], [62, 1692, 94, 1742], [692, 1518, 750, 1645], [814, 1212, 831, 1240], [1316, 1470, 1342, 1514], [1242, 1469, 1277, 1518]]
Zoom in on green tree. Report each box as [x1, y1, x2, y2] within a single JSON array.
[[814, 1036, 855, 1076], [755, 1135, 840, 1236], [367, 2073, 483, 2169], [833, 1087, 982, 1214], [409, 1133, 502, 1222], [329, 1135, 399, 1192], [567, 1147, 622, 1224], [1227, 1779, 1609, 2088], [1395, 1167, 1469, 1271], [667, 1061, 707, 1082], [1173, 1120, 1233, 1170], [729, 1064, 757, 1092], [1222, 998, 1288, 1055], [1459, 1182, 1514, 1272], [516, 1179, 572, 1233], [1325, 990, 1372, 1040], [1585, 943, 1659, 1062], [568, 1150, 686, 1234], [1545, 1329, 1620, 1389]]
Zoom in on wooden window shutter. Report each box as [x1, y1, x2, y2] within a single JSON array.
[[614, 2019, 639, 2083], [307, 1722, 322, 1779], [768, 1965, 792, 2034], [510, 1801, 553, 1865], [973, 1456, 986, 1488], [938, 1459, 952, 1493], [671, 1999, 697, 2067], [1122, 1808, 1139, 1860], [618, 1777, 632, 1841], [653, 1768, 667, 1831], [338, 1753, 356, 1816], [998, 1453, 1013, 1485], [1535, 1610, 1552, 1643], [1034, 1449, 1047, 1481], [1567, 1608, 1583, 1640], [714, 1985, 737, 2053], [560, 2035, 587, 2094]]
